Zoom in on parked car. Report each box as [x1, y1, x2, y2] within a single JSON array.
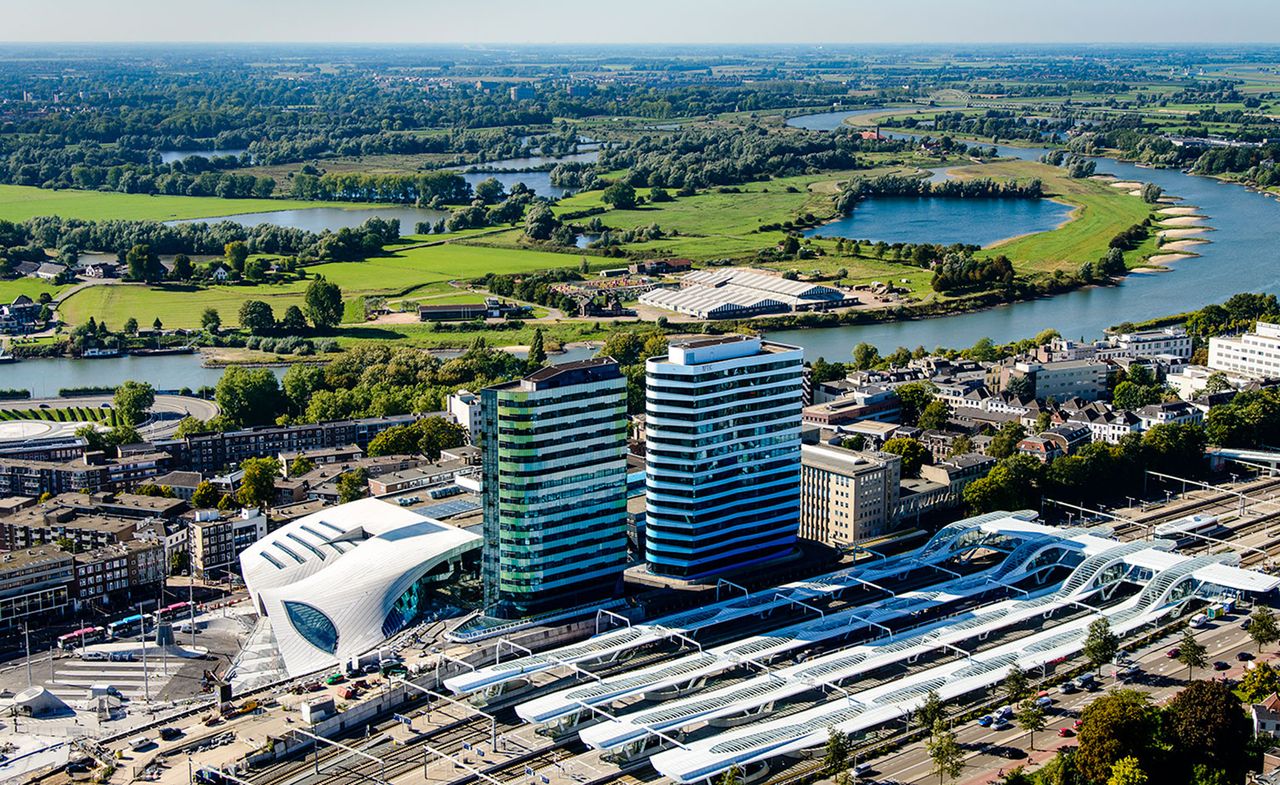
[[159, 727, 183, 742], [993, 719, 1012, 731], [1058, 727, 1074, 737], [325, 673, 345, 685], [1034, 696, 1053, 709], [978, 715, 994, 727], [1243, 618, 1253, 630], [1213, 661, 1230, 671], [1237, 651, 1255, 662]]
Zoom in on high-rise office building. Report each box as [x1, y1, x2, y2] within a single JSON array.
[[644, 335, 804, 578], [480, 359, 629, 619]]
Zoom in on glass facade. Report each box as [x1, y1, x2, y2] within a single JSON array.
[[481, 359, 629, 619], [645, 338, 804, 578]]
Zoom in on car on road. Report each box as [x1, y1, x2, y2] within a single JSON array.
[[1059, 680, 1078, 694], [362, 663, 381, 675], [1035, 696, 1053, 708], [159, 727, 183, 742], [1166, 647, 1181, 658], [1213, 661, 1230, 671], [1058, 727, 1074, 737], [1238, 651, 1255, 662], [325, 673, 345, 685], [1116, 665, 1141, 680], [80, 650, 108, 661], [1115, 650, 1132, 663], [852, 763, 874, 777], [1243, 618, 1253, 630], [978, 715, 994, 727]]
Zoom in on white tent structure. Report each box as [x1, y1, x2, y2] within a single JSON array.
[[240, 498, 480, 677]]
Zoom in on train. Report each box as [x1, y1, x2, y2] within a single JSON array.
[[1153, 514, 1225, 548]]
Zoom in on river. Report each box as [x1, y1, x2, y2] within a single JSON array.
[[768, 116, 1280, 360], [3, 346, 599, 398]]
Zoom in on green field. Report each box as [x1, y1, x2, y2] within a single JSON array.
[[0, 184, 350, 223], [0, 405, 117, 425], [949, 161, 1156, 273], [58, 242, 591, 328], [0, 277, 65, 303]]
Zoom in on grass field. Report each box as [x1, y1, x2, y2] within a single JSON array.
[[0, 405, 117, 425], [58, 242, 590, 329], [947, 161, 1156, 273], [0, 184, 350, 223], [0, 277, 65, 303]]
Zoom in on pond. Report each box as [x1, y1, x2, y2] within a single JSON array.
[[456, 149, 601, 199], [785, 108, 886, 131], [167, 205, 451, 235], [803, 195, 1073, 247], [158, 149, 248, 164]]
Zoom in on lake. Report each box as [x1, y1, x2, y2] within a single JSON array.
[[168, 205, 451, 235], [803, 195, 1072, 247], [159, 149, 248, 164], [457, 150, 601, 199], [771, 118, 1280, 360]]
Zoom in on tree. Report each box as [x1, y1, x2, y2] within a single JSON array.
[[926, 721, 964, 785], [112, 380, 155, 427], [237, 457, 281, 508], [599, 331, 646, 366], [988, 421, 1028, 459], [1164, 680, 1251, 783], [1015, 698, 1046, 750], [280, 305, 309, 334], [918, 399, 952, 431], [1140, 183, 1163, 204], [852, 342, 880, 370], [1106, 757, 1148, 785], [336, 467, 369, 503], [215, 366, 284, 427], [895, 382, 936, 425], [823, 727, 851, 776], [1239, 660, 1280, 702], [169, 549, 190, 575], [473, 177, 506, 204], [1249, 605, 1280, 651], [238, 300, 276, 335], [1083, 617, 1119, 672], [171, 253, 193, 280], [1141, 423, 1207, 478], [289, 456, 316, 478], [916, 689, 944, 730], [201, 308, 221, 334], [123, 317, 139, 336], [601, 181, 637, 209], [152, 316, 163, 332], [224, 240, 249, 273], [304, 277, 343, 331], [367, 416, 467, 460], [882, 437, 927, 476], [1175, 627, 1208, 681], [1075, 689, 1159, 785], [716, 766, 742, 785], [527, 328, 547, 371], [125, 243, 163, 282], [191, 481, 220, 509], [1004, 663, 1030, 703]]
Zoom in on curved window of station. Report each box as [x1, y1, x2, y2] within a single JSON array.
[[284, 601, 339, 654]]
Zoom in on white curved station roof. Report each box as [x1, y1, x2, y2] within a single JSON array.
[[241, 498, 480, 678]]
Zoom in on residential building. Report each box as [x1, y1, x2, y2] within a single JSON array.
[[1209, 321, 1280, 380], [0, 451, 172, 497], [448, 389, 482, 433], [802, 386, 901, 427], [1253, 693, 1280, 738], [366, 458, 479, 496], [188, 508, 268, 581], [1110, 327, 1193, 360], [1018, 425, 1090, 463], [644, 336, 804, 578], [1136, 401, 1204, 430], [1003, 359, 1110, 402], [799, 444, 901, 547], [0, 545, 74, 628], [278, 446, 363, 477], [0, 294, 42, 334], [149, 471, 203, 501], [480, 359, 629, 618]]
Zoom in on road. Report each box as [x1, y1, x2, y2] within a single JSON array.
[[0, 393, 219, 443], [860, 614, 1262, 785]]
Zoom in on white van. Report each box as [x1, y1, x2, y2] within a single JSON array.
[[129, 736, 153, 752], [1190, 613, 1208, 628]]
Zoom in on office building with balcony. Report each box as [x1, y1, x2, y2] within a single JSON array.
[[480, 359, 629, 619], [644, 335, 804, 579]]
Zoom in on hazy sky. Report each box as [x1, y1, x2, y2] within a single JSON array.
[[7, 0, 1279, 44]]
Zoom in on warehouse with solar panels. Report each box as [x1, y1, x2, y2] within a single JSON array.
[[639, 267, 857, 319]]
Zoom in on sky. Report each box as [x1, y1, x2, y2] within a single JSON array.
[[6, 0, 1280, 44]]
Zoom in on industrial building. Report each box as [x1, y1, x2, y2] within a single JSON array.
[[639, 268, 855, 319]]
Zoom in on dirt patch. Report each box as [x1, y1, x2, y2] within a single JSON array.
[[1160, 216, 1208, 227]]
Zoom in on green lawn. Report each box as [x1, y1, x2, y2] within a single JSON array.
[[0, 277, 65, 303], [950, 161, 1156, 274], [0, 184, 350, 223], [58, 242, 591, 329]]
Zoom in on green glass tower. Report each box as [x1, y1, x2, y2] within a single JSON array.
[[480, 358, 628, 619]]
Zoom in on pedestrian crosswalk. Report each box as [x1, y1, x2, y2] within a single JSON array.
[[46, 657, 178, 702]]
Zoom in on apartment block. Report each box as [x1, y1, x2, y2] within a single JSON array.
[[799, 445, 902, 547]]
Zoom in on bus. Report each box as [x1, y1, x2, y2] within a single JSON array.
[[57, 626, 106, 650], [156, 601, 193, 622], [107, 614, 151, 639]]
